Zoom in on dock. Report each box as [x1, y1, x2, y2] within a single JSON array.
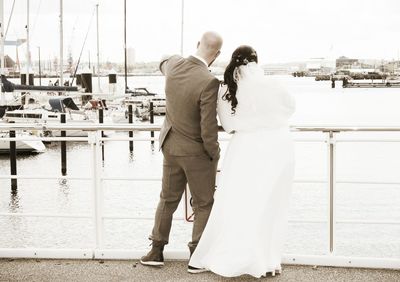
[[343, 82, 400, 88], [1, 259, 399, 282]]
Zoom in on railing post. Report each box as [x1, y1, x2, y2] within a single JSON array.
[[128, 104, 134, 152], [60, 114, 67, 175], [327, 130, 337, 255], [90, 130, 104, 252], [9, 129, 17, 191]]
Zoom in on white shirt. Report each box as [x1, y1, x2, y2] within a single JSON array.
[[192, 54, 208, 67]]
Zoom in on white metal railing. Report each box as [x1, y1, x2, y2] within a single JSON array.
[[0, 123, 399, 269]]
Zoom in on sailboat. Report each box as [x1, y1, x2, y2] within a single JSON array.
[[0, 130, 45, 154]]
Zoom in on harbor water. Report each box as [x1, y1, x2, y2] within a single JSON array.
[[0, 75, 400, 258]]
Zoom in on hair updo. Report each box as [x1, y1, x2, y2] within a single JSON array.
[[223, 45, 258, 114]]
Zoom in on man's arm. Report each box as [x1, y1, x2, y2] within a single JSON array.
[[200, 78, 221, 160], [159, 55, 179, 75]]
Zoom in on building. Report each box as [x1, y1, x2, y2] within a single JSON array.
[[262, 64, 292, 75], [336, 56, 359, 69], [304, 58, 335, 74], [381, 61, 400, 74]]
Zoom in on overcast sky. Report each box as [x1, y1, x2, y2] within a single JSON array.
[[3, 0, 400, 65]]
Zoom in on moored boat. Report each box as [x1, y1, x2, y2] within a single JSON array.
[[0, 131, 46, 154], [1, 97, 96, 137]]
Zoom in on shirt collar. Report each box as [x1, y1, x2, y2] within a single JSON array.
[[192, 54, 208, 67]]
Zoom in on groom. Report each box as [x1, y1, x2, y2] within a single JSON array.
[[140, 31, 223, 271]]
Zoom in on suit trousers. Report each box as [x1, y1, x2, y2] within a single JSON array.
[[150, 137, 218, 250]]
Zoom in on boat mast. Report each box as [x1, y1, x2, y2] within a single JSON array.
[[37, 46, 41, 86], [180, 0, 184, 56], [96, 3, 100, 92], [59, 0, 63, 86], [26, 0, 30, 83], [0, 0, 5, 105], [124, 0, 128, 93]]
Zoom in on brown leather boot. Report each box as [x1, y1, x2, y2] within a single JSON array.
[[189, 246, 196, 258], [140, 241, 165, 267]]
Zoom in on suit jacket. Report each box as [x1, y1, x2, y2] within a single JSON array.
[[159, 55, 220, 160]]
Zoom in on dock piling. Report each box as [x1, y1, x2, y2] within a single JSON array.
[[9, 128, 17, 191], [150, 102, 154, 146], [61, 114, 67, 175], [128, 105, 134, 152], [99, 108, 104, 162]]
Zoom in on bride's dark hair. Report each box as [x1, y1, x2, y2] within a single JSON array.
[[223, 45, 258, 114]]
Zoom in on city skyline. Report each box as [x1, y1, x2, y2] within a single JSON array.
[[2, 0, 400, 66]]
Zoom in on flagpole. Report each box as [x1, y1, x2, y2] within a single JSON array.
[[180, 0, 184, 56], [59, 0, 64, 86], [124, 0, 128, 93]]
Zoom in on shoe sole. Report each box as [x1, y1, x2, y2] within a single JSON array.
[[262, 269, 282, 277], [187, 268, 209, 274], [140, 260, 164, 267]]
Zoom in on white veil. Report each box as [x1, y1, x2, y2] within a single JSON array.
[[220, 62, 295, 132], [233, 62, 264, 83]]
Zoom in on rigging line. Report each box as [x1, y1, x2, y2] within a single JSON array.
[[70, 7, 96, 85], [30, 0, 42, 39], [4, 0, 16, 39]]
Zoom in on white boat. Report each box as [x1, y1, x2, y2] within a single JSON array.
[[149, 97, 166, 115], [2, 97, 97, 137], [0, 131, 46, 154], [123, 88, 166, 119], [2, 108, 96, 137], [115, 96, 165, 123]]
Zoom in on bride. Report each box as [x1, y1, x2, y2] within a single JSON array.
[[188, 45, 296, 278]]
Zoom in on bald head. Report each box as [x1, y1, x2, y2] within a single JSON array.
[[196, 31, 223, 67]]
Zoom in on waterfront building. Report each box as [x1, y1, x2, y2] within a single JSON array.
[[336, 56, 359, 69]]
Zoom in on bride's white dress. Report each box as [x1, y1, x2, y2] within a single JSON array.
[[189, 63, 296, 278]]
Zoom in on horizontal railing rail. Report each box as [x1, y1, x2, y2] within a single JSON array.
[[3, 123, 400, 131], [0, 123, 399, 269]]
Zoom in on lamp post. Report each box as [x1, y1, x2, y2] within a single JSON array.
[[124, 0, 128, 93]]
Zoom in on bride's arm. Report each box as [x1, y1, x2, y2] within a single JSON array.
[[217, 84, 236, 134]]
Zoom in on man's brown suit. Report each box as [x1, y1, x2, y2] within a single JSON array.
[[150, 55, 220, 250]]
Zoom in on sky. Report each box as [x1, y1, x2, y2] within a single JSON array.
[[2, 0, 400, 65]]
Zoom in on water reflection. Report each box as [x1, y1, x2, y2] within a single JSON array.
[[128, 152, 135, 163], [9, 190, 20, 213], [58, 179, 70, 212], [58, 178, 70, 196]]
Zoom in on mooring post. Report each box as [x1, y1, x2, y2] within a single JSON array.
[[99, 108, 104, 161], [61, 113, 67, 175], [9, 128, 17, 191], [150, 101, 154, 145], [128, 104, 134, 152]]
